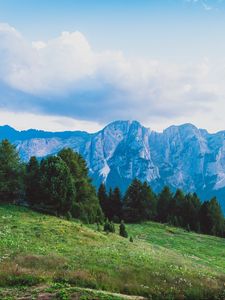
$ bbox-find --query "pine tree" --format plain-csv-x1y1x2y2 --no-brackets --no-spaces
199,198,225,237
168,189,185,226
39,156,76,214
119,220,128,238
104,219,111,233
0,139,23,203
157,186,173,223
58,148,103,223
98,183,109,217
123,179,143,222
111,187,122,221
123,179,156,222
107,188,114,220
141,181,157,220
110,221,115,233
103,219,115,233
207,197,224,236
25,156,41,205
199,201,211,234
182,193,201,231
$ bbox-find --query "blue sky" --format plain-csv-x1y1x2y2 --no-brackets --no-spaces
1,0,225,61
0,0,225,132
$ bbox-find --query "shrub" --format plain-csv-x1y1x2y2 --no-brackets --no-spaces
66,211,72,221
104,220,115,233
119,221,128,238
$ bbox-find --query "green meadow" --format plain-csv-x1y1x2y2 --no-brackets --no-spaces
0,205,224,299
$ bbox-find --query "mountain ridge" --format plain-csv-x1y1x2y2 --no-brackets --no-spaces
0,120,225,211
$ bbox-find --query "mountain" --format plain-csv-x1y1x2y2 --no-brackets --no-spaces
0,121,225,212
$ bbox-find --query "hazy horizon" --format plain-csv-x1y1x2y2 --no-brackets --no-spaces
1,119,224,135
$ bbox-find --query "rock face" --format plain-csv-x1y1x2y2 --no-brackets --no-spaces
0,121,225,211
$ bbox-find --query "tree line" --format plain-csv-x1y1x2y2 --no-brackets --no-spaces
98,179,225,238
0,139,224,238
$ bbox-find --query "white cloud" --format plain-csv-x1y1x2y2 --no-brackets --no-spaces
185,0,223,10
0,109,102,132
0,24,96,94
0,23,225,133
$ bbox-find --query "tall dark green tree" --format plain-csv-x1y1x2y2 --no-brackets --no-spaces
123,179,143,222
208,197,225,236
199,197,225,236
107,187,114,220
58,148,88,179
25,156,41,205
157,186,173,223
182,193,201,231
0,139,23,203
98,183,108,216
58,148,103,223
111,187,122,221
168,189,185,226
39,156,76,214
141,181,157,220
123,179,156,222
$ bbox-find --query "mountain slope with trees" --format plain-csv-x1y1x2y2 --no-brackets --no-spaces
0,121,225,212
0,139,224,237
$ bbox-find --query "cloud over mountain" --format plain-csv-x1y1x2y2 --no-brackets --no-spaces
0,23,225,131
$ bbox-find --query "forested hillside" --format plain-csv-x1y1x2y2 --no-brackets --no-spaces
0,139,224,238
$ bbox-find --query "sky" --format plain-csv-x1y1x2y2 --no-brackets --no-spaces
0,0,225,133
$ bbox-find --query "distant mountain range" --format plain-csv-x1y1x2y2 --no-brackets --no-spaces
0,121,225,212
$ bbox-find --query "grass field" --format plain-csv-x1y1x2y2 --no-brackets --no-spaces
0,205,224,299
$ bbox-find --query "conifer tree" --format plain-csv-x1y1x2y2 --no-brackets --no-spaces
104,219,115,233
58,148,103,223
168,189,185,226
107,187,114,220
157,186,173,223
123,179,143,222
98,183,109,217
208,197,225,236
104,219,111,232
25,156,41,205
119,220,128,238
141,181,157,220
0,139,23,203
123,179,156,222
182,193,201,231
111,187,122,221
199,201,211,234
39,156,76,214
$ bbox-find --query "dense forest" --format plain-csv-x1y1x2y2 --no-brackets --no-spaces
0,139,224,238
98,181,225,238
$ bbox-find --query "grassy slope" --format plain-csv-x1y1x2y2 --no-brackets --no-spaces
0,205,224,300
